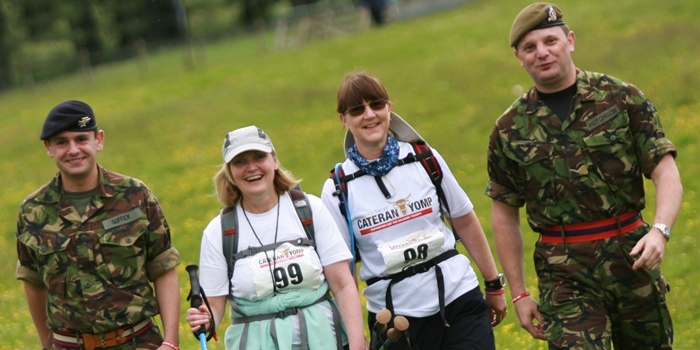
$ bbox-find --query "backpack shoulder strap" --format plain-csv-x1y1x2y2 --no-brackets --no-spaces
289,188,315,243
404,141,459,242
329,164,348,216
412,141,440,180
407,141,450,214
329,163,358,270
220,206,238,299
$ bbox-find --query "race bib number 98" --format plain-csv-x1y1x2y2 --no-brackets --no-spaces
377,228,444,275
247,242,323,300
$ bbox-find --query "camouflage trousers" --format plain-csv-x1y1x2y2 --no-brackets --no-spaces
51,323,163,350
534,226,673,349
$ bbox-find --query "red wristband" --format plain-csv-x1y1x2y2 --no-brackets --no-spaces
485,288,505,295
511,291,531,303
162,341,180,350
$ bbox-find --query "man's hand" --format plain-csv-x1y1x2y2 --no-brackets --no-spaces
513,296,546,340
630,229,666,270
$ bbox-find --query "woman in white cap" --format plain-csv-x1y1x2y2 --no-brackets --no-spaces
186,125,366,350
321,72,507,350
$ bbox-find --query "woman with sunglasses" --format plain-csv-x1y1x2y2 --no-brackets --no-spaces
321,72,507,349
186,125,367,350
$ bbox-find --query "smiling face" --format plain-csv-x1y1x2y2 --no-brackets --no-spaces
336,72,394,158
228,150,279,201
339,99,393,154
515,26,577,93
44,130,103,191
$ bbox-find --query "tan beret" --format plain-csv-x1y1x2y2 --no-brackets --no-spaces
509,2,565,47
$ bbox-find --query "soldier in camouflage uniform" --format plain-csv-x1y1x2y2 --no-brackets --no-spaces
485,3,681,349
16,100,181,350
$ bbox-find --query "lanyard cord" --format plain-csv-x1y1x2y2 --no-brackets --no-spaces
242,195,281,294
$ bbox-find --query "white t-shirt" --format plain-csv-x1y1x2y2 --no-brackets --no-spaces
199,192,352,300
321,142,480,317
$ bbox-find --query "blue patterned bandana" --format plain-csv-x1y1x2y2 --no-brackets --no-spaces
347,135,400,177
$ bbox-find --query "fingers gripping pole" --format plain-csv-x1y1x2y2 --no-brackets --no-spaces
187,264,215,349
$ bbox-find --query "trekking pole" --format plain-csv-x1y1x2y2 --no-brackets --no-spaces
370,308,392,350
393,315,418,349
186,264,209,350
378,327,403,350
375,314,419,350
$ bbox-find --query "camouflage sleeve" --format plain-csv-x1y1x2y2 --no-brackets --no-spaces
143,187,180,280
15,207,43,285
626,84,677,177
146,247,180,280
16,261,42,285
485,123,526,207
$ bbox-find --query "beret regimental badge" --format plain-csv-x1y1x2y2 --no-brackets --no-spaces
547,6,557,23
78,116,91,128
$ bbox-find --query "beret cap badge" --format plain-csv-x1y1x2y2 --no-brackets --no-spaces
78,116,91,128
546,6,557,23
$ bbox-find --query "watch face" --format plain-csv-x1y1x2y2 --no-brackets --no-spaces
653,223,671,240
494,273,505,287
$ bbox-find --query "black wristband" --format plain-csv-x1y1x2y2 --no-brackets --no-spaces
484,273,505,291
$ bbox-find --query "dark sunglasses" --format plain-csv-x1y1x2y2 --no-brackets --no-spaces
344,99,388,117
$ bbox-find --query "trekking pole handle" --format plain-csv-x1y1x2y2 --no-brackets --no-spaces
187,264,216,346
186,264,203,309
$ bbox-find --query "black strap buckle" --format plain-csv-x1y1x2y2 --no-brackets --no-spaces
402,261,434,275
277,307,299,319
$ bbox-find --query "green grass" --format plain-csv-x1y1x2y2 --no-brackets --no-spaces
1,0,699,348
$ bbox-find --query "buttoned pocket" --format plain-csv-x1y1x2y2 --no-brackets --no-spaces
18,231,70,295
99,208,148,287
502,141,556,205
583,127,638,191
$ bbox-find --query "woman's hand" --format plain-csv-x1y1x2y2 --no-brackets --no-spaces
485,292,508,326
186,305,212,333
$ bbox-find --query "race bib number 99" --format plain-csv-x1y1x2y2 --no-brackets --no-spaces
377,228,445,275
247,242,323,300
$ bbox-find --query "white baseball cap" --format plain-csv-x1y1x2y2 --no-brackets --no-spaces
222,125,275,163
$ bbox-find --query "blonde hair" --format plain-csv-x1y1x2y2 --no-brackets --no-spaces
213,153,300,207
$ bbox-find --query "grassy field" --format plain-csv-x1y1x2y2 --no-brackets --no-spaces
1,0,698,348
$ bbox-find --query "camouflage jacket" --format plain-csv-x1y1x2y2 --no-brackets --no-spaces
485,69,677,230
16,165,180,333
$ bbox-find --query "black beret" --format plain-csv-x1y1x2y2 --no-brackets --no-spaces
40,100,97,140
510,2,565,48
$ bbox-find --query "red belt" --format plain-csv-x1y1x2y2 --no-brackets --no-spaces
52,318,152,350
539,211,643,244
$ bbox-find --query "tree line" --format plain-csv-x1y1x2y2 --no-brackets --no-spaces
0,0,331,91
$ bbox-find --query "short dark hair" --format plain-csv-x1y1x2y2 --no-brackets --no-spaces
336,72,390,114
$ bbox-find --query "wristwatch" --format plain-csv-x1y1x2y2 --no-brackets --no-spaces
652,223,671,241
484,273,506,291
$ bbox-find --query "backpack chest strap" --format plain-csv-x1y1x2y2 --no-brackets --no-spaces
231,237,315,260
